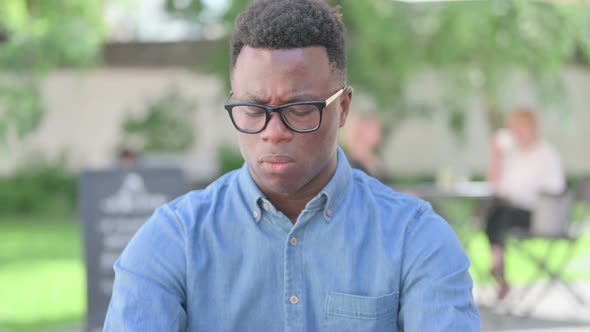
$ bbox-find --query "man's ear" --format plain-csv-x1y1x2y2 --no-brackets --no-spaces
339,86,353,128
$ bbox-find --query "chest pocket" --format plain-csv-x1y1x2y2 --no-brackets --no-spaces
324,291,398,332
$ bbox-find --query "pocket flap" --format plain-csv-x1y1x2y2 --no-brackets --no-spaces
325,291,398,319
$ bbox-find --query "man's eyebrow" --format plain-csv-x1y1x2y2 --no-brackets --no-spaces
235,91,319,105
243,93,267,104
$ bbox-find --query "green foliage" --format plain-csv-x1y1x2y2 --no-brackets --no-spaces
122,89,198,153
337,0,590,132
203,0,250,91
0,80,43,139
165,0,205,21
0,0,105,142
192,0,590,134
0,0,105,70
218,143,244,174
0,159,77,217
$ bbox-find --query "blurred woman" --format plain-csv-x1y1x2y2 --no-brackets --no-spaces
485,108,565,299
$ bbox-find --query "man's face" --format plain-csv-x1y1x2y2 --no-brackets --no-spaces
230,46,351,196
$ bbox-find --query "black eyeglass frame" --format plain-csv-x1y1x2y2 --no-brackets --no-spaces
224,85,348,134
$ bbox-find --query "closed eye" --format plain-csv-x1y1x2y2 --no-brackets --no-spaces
238,106,266,117
284,105,317,117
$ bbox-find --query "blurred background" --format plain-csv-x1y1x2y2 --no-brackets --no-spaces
1,0,590,331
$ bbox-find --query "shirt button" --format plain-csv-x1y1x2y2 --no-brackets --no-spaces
326,209,333,217
290,237,298,246
263,203,270,211
289,295,299,304
253,210,259,219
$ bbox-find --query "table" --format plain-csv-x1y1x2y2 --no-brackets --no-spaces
400,181,494,200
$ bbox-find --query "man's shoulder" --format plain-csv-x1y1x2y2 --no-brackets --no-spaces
349,170,429,214
345,171,446,245
165,169,243,219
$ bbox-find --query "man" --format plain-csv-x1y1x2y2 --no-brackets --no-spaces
341,111,389,182
104,0,480,330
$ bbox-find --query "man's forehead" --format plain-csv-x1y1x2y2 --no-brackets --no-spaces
232,46,335,84
237,46,329,65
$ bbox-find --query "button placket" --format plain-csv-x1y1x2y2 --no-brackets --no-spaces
284,228,304,331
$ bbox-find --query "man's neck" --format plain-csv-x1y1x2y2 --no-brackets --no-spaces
265,193,313,224
254,150,339,224
262,169,333,224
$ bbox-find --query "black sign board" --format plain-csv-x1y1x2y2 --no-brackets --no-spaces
79,168,187,332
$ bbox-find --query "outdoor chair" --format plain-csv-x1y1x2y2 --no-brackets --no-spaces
572,176,590,234
575,176,590,204
505,190,587,316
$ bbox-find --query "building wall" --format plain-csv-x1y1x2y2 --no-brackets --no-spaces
1,67,589,182
0,68,234,182
384,67,590,178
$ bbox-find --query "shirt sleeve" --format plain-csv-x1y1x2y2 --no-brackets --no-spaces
104,205,188,331
397,205,480,331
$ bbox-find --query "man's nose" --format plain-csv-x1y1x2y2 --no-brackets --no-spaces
261,113,293,142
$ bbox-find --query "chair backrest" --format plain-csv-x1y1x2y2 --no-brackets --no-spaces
530,191,573,237
574,176,590,204
572,176,590,235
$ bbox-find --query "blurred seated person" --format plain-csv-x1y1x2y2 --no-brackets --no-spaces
117,148,138,170
485,108,565,299
341,111,390,183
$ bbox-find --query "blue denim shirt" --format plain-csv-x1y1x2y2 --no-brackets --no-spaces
104,148,480,331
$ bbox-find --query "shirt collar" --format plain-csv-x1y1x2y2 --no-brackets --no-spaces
313,147,352,222
237,146,353,223
237,162,265,223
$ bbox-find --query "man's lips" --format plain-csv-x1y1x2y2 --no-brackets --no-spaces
259,155,295,163
258,155,295,172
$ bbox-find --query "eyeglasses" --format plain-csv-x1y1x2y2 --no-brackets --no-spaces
224,86,347,134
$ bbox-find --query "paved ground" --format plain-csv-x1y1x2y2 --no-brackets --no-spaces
478,281,590,331
50,282,590,332
480,306,590,332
